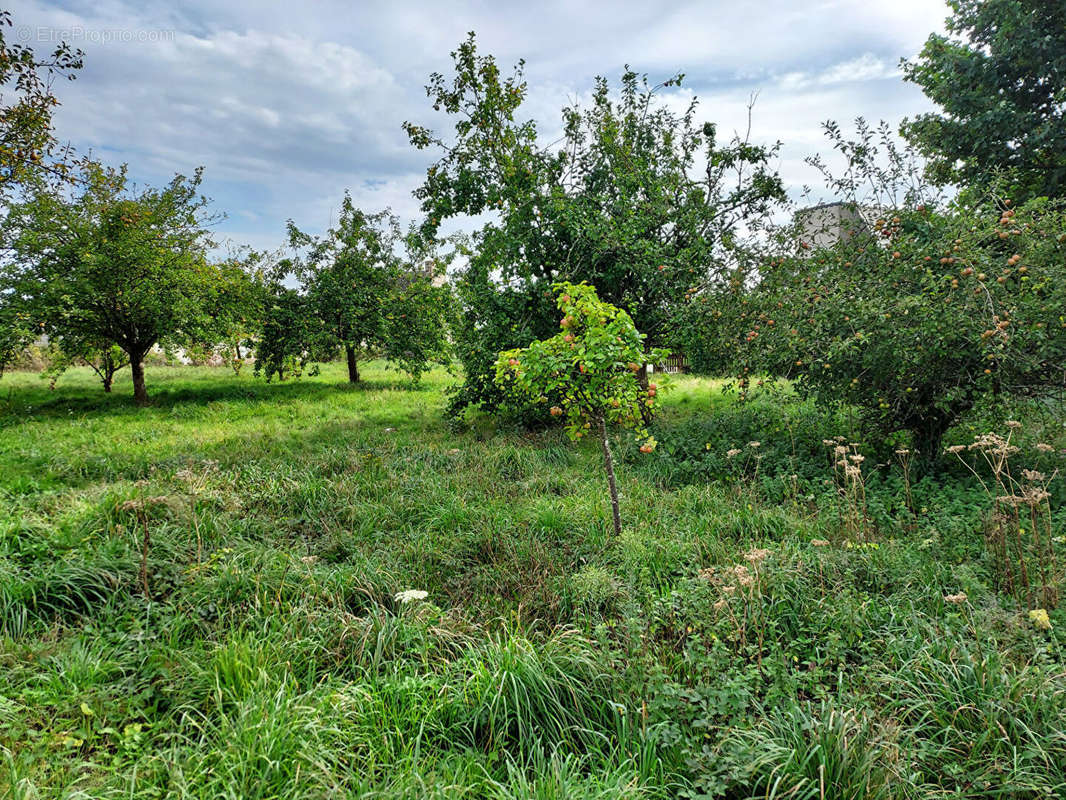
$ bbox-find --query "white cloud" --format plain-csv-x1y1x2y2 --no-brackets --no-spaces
6,0,950,247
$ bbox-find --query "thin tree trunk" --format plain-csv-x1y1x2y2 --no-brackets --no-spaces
131,356,148,406
599,415,622,536
345,345,360,383
636,363,652,425
102,353,115,392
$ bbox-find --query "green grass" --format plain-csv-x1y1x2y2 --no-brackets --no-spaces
1,362,1064,798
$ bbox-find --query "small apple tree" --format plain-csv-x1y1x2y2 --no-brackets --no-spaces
495,282,667,535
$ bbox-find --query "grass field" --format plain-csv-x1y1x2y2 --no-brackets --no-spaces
1,362,1065,798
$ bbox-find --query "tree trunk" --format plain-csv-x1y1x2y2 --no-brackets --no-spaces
636,363,652,425
346,345,360,383
101,353,115,392
599,415,622,536
911,413,951,468
131,357,148,406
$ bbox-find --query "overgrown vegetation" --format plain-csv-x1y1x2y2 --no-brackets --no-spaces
405,33,784,414
1,364,1063,798
2,2,1066,796
677,122,1066,458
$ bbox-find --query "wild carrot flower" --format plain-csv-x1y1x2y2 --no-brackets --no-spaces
394,589,429,604
944,592,967,605
744,548,770,563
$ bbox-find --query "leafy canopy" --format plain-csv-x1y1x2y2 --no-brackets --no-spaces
254,283,326,383
406,33,784,413
902,0,1066,200
264,194,452,384
754,197,1064,456
0,9,83,194
288,195,400,382
496,282,666,448
1,160,241,403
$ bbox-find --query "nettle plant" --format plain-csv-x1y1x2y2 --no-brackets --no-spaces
495,282,667,535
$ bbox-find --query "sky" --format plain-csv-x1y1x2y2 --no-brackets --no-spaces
10,0,950,253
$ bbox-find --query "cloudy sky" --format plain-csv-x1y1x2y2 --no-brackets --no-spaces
11,0,949,252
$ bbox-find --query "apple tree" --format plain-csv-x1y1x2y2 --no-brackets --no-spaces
1,160,235,404
254,282,325,382
680,124,1066,458
406,33,784,415
495,282,667,535
284,194,452,384
182,249,269,375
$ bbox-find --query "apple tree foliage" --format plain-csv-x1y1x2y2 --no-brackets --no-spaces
0,9,83,196
0,160,249,404
405,33,784,415
254,282,327,383
278,193,452,384
495,282,667,535
679,126,1066,458
902,0,1066,201
0,300,33,378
